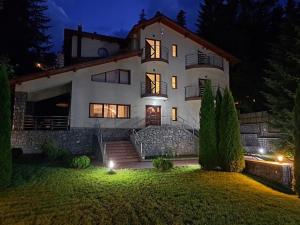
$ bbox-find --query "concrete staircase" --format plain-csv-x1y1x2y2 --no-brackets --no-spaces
106,141,140,164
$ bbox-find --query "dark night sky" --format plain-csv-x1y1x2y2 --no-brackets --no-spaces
46,0,200,52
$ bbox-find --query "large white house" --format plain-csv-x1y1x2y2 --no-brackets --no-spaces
11,12,238,163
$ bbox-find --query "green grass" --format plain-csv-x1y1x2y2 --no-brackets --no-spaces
1,164,300,225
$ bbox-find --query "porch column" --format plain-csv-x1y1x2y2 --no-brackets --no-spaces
13,92,27,131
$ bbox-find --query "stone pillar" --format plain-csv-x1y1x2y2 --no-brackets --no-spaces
13,92,27,130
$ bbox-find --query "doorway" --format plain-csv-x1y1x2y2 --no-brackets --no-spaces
146,105,161,126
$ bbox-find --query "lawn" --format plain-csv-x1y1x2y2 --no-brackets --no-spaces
1,164,300,225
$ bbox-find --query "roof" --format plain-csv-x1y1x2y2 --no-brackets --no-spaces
64,28,127,44
10,51,141,85
128,12,239,64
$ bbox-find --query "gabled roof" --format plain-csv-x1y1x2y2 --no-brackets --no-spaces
128,12,239,64
10,51,141,85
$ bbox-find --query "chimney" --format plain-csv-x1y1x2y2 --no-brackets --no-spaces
77,24,82,58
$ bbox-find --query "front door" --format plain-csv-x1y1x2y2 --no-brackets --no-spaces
146,105,161,126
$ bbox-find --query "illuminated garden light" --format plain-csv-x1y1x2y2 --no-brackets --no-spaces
258,148,265,154
277,155,284,162
108,160,115,171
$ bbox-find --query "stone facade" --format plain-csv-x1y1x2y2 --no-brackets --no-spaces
11,128,131,154
13,92,27,131
131,125,198,158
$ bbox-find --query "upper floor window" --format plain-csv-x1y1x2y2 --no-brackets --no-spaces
97,48,109,58
145,39,161,59
91,69,130,84
172,44,177,57
89,103,130,119
172,107,178,121
171,76,177,89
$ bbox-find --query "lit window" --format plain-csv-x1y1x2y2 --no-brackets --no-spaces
172,44,177,57
91,70,130,84
146,39,161,59
172,107,177,121
171,76,177,89
89,103,130,119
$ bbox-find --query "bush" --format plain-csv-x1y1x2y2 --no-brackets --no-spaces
199,80,218,170
219,87,245,172
69,155,91,169
0,65,12,188
41,139,71,162
153,157,173,171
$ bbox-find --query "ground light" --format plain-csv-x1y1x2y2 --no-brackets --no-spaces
258,148,265,154
108,160,115,174
277,155,284,162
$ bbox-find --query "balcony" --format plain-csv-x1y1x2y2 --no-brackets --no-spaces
141,81,168,99
23,115,70,130
141,46,169,63
185,85,221,101
185,52,224,70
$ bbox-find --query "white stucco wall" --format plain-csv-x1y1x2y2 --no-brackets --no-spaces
16,21,230,130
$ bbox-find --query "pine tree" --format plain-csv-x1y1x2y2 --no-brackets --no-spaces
262,1,300,154
0,0,52,75
176,10,186,27
139,9,146,22
0,65,12,188
215,88,223,159
199,80,217,169
219,87,245,172
294,85,300,196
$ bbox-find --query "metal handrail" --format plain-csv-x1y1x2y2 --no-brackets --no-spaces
185,52,223,70
141,81,168,98
185,85,224,100
23,115,69,130
141,46,169,63
96,119,107,166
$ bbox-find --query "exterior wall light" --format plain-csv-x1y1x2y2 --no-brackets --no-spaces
277,155,284,162
258,148,265,154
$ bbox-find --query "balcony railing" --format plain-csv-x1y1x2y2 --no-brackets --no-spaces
141,81,168,98
23,115,70,130
185,52,224,70
185,85,221,101
141,46,169,63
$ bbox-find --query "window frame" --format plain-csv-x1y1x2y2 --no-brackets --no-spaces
171,76,177,89
172,44,177,58
91,69,131,85
172,107,178,121
89,103,131,119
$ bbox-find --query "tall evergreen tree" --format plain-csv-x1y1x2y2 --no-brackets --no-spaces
199,80,217,169
0,0,52,75
139,9,146,22
176,10,186,27
0,65,12,188
215,88,223,158
262,1,300,154
294,85,300,196
219,87,245,172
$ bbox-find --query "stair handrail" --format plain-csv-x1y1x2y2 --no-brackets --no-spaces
131,128,144,159
96,119,107,166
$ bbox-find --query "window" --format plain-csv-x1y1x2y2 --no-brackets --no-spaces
172,107,177,121
97,48,109,58
90,103,130,119
91,69,130,84
172,44,177,57
171,76,177,89
145,39,161,59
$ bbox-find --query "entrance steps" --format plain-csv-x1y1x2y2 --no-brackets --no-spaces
106,141,140,164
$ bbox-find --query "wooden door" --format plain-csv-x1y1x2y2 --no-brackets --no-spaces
146,105,161,126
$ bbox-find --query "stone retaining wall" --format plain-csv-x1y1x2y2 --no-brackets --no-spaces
245,159,293,188
132,125,198,157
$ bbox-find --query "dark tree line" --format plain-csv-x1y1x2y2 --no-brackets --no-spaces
0,0,54,76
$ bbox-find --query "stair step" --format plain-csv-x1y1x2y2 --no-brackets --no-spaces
108,158,140,163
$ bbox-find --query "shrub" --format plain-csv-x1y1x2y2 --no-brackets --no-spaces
294,85,300,196
215,87,223,160
153,157,173,171
199,80,217,170
12,148,23,160
41,139,71,162
219,87,245,172
0,65,12,188
69,155,91,169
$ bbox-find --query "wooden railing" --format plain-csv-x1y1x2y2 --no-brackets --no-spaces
23,115,70,130
185,52,224,70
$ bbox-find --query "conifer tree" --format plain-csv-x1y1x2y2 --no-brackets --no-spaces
0,65,12,188
215,88,222,158
199,80,217,169
219,87,245,172
139,9,146,22
176,10,186,27
294,85,300,196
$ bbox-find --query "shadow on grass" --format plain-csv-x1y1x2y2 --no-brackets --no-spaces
244,173,295,195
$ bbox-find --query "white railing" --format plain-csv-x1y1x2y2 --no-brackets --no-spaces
96,119,107,166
